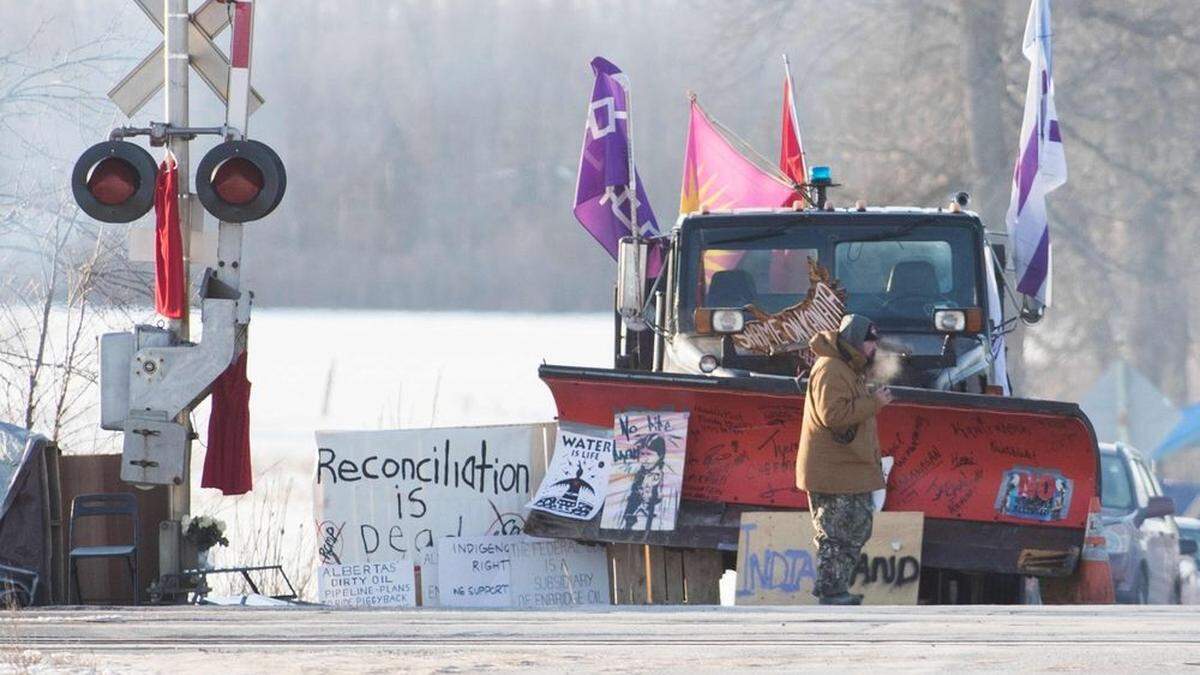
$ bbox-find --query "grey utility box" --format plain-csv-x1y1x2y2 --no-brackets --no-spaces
99,326,174,431
121,417,188,486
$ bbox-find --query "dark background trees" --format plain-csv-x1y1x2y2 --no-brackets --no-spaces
3,0,1200,404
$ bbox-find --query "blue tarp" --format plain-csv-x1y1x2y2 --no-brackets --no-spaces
1154,403,1200,460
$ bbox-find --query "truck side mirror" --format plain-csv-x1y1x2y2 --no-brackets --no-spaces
1181,538,1198,557
616,236,647,331
1138,495,1175,524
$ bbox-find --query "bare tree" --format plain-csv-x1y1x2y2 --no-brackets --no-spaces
0,18,143,443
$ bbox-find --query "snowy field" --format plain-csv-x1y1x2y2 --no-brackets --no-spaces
184,309,613,595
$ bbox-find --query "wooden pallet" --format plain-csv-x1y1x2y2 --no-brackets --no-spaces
607,543,722,605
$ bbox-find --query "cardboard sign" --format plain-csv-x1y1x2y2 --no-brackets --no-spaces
735,511,924,605
314,423,553,606
316,560,417,607
436,536,514,608
436,535,610,608
601,411,689,531
528,422,613,520
732,258,846,369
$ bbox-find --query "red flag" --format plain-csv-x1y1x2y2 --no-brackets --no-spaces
153,156,185,319
780,56,807,198
202,351,253,495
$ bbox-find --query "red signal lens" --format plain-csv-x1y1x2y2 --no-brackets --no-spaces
211,157,264,205
87,158,139,206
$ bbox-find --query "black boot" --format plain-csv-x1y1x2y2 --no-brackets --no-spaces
818,592,864,605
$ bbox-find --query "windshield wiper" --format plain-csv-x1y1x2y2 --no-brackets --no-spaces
846,216,938,244
707,225,789,247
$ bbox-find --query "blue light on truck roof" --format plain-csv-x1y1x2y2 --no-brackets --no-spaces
809,165,832,185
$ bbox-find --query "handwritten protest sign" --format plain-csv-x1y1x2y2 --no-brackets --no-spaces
437,536,513,608
437,535,609,608
314,423,553,606
600,411,689,531
316,560,417,607
735,511,924,605
528,422,613,521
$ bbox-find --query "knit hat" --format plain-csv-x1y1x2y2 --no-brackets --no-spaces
838,313,878,352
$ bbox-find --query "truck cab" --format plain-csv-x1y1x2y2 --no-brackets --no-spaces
629,208,1008,393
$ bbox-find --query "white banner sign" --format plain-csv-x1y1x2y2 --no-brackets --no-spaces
437,535,610,608
528,422,613,521
316,560,417,608
314,423,551,606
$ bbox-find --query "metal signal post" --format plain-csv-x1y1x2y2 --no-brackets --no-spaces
73,0,284,592
162,0,192,580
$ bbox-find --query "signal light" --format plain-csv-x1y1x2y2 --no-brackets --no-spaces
71,141,158,223
196,140,286,222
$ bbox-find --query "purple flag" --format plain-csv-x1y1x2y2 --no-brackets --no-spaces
1005,0,1066,307
573,57,663,275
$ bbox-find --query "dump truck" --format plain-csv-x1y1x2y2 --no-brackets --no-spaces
526,186,1102,604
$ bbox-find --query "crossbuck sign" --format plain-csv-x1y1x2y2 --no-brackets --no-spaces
108,0,264,116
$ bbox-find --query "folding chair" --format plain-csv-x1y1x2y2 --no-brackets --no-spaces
68,493,139,605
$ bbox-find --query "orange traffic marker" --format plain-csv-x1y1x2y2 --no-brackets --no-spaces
1043,496,1115,604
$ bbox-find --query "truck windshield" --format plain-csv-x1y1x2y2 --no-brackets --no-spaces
679,216,982,332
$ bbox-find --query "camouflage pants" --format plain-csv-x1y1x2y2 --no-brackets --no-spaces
808,492,874,598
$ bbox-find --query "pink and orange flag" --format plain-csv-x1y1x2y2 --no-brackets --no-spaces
679,100,796,215
680,99,798,284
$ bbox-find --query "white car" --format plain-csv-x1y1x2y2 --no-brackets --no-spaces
1174,516,1200,604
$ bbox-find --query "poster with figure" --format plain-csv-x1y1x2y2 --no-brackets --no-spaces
528,423,613,520
600,410,689,531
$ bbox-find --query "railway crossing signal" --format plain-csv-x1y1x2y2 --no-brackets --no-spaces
70,141,158,223
76,0,279,586
70,0,285,225
196,140,286,223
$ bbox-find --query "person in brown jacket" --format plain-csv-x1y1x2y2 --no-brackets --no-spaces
796,313,893,605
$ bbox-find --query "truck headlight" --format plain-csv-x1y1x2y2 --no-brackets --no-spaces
699,354,719,373
933,308,985,333
694,308,745,334
934,310,967,332
711,309,744,333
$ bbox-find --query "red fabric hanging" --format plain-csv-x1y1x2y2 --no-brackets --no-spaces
153,156,186,319
202,351,253,495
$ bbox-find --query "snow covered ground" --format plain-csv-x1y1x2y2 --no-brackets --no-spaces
9,604,1200,673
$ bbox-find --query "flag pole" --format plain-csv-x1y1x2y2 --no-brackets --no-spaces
626,79,638,241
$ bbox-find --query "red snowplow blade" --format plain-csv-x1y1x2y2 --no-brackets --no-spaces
528,365,1100,577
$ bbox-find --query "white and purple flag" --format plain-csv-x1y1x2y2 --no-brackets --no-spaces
573,57,663,275
1006,0,1066,307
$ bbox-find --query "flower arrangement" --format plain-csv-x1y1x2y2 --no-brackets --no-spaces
182,515,229,552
